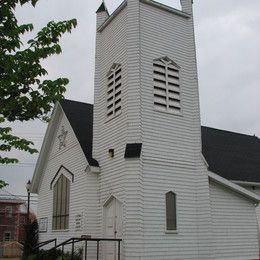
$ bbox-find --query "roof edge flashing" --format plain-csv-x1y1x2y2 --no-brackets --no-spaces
232,180,260,187
31,102,62,194
141,0,191,19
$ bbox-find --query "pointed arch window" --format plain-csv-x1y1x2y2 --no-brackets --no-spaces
165,191,177,230
107,63,122,119
52,174,70,230
153,57,181,114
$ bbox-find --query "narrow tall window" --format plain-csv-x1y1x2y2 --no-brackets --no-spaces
166,191,177,230
153,57,181,114
107,63,122,119
5,206,12,218
52,174,70,230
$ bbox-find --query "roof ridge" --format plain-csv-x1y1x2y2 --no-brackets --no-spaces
202,125,259,140
0,189,23,201
61,99,93,107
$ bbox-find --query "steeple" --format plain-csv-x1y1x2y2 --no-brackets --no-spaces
96,1,109,28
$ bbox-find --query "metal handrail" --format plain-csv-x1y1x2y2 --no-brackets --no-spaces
34,238,57,250
49,237,122,260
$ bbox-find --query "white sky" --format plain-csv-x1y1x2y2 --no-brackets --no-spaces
1,0,259,212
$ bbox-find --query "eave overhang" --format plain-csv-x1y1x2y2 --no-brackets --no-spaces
208,171,260,204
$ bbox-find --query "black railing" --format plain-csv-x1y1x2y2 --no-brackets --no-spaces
40,237,122,260
33,238,57,250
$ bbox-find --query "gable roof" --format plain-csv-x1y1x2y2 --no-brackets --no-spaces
60,99,98,167
59,100,260,184
0,189,24,204
31,100,99,193
202,126,260,183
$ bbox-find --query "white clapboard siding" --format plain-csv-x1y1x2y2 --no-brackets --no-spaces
93,0,211,259
92,0,259,259
94,1,146,257
93,6,130,260
209,180,259,260
138,1,212,259
250,188,260,232
240,185,260,236
37,112,99,258
140,1,201,163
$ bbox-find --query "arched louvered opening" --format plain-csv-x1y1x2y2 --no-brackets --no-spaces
107,63,122,119
153,57,181,114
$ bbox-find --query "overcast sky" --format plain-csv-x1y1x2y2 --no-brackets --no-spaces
1,0,259,210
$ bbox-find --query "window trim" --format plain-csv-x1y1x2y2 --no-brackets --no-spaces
52,174,70,231
165,191,177,232
50,165,74,190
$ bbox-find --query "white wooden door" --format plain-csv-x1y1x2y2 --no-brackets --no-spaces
103,197,122,260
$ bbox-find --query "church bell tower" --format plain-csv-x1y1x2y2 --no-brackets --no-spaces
93,0,212,259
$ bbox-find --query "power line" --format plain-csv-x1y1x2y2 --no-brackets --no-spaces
12,132,45,136
0,163,36,167
0,195,38,198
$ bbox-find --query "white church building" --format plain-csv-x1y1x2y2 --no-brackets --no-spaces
31,0,260,259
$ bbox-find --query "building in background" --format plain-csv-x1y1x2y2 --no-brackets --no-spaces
0,189,35,243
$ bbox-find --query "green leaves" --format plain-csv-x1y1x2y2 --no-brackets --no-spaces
0,180,8,189
0,16,77,122
0,0,77,185
32,19,77,47
0,124,38,165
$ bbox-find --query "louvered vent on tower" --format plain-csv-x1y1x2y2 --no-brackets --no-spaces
153,57,181,114
107,64,122,119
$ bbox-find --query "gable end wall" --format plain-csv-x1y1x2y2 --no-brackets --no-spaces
37,112,99,256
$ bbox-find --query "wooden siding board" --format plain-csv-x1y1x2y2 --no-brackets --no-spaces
73,0,260,258
210,181,259,259
138,2,215,258
37,113,100,255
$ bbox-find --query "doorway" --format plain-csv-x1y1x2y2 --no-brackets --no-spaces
103,196,123,260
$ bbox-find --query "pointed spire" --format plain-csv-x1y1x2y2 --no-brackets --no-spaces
96,1,108,14
180,0,193,14
96,1,109,28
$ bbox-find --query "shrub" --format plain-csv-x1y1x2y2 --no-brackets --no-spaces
25,247,83,260
22,220,39,259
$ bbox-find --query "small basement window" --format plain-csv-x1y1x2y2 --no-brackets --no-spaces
165,191,177,231
153,57,181,114
107,63,122,119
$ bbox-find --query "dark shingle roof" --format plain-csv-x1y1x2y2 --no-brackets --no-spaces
59,99,260,182
60,99,98,167
202,126,260,183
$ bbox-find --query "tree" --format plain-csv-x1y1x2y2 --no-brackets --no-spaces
0,0,77,187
